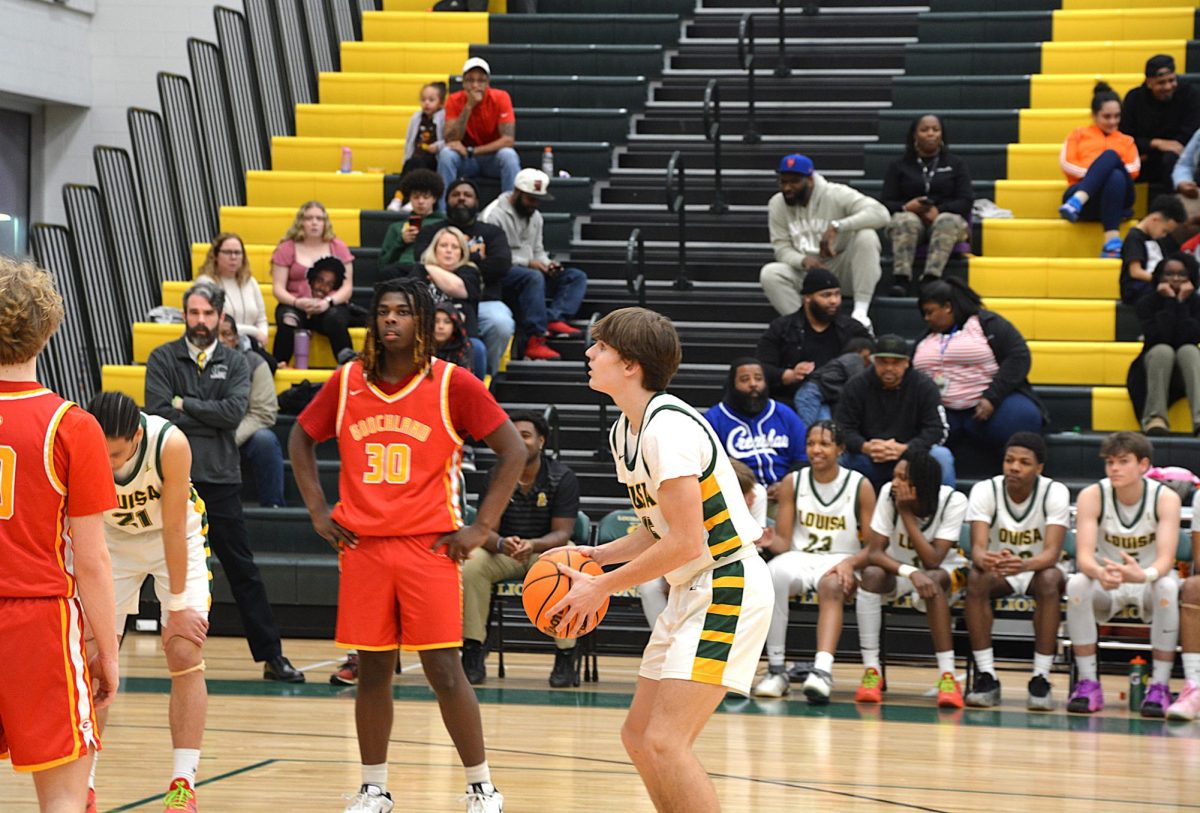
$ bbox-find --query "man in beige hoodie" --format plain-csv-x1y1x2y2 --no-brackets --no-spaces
760,154,889,331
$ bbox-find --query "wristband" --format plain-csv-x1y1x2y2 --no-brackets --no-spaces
164,592,189,612
1143,566,1161,583
898,564,918,579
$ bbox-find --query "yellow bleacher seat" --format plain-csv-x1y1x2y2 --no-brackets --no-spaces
191,243,275,283
1028,340,1138,386
982,298,1115,342
1041,40,1188,74
1051,8,1196,42
131,322,366,369
967,257,1120,299
1092,387,1195,433
219,207,361,248
1018,109,1091,143
163,281,280,324
101,364,338,404
295,104,417,140
319,73,445,106
246,171,385,210
340,42,469,75
272,137,409,174
1063,0,1198,9
274,367,335,395
361,11,489,44
1029,74,1145,108
1005,143,1068,181
382,0,507,11
981,218,1134,258
995,179,1149,219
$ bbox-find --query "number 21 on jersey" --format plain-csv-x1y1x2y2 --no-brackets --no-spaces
0,446,13,520
363,443,411,485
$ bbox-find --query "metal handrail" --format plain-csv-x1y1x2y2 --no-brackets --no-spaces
736,14,760,144
541,404,561,458
774,0,790,78
664,151,693,291
582,311,609,459
625,228,646,308
702,80,729,214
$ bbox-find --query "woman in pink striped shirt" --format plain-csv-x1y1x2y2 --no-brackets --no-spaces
912,279,1045,463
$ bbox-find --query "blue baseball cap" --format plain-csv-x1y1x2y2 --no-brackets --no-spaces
777,154,814,175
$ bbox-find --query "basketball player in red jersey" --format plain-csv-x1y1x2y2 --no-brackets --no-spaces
0,258,120,812
290,278,523,813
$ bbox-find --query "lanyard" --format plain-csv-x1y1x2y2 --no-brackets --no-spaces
920,155,940,196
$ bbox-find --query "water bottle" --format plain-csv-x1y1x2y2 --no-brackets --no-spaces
386,191,404,212
339,146,353,174
1128,655,1148,710
293,329,311,370
541,145,554,176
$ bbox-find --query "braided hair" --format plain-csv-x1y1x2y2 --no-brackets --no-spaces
899,448,943,519
87,391,141,440
359,277,436,383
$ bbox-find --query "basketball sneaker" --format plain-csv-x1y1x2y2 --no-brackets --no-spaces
1141,682,1172,718
801,668,833,705
1166,679,1200,721
343,784,394,813
751,669,790,698
965,671,1001,708
855,667,884,703
462,782,504,812
936,672,964,709
1066,679,1104,713
86,787,97,813
547,320,581,337
1026,674,1054,711
162,777,197,812
330,653,359,685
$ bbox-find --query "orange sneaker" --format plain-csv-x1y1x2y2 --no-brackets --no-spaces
936,672,964,709
86,787,97,813
163,777,198,811
855,667,884,703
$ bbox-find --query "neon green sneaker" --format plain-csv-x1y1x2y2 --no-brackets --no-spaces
163,777,198,812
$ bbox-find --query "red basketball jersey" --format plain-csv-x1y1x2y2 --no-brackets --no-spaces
0,384,116,599
331,359,467,536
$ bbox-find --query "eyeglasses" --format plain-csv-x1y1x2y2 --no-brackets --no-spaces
218,249,244,256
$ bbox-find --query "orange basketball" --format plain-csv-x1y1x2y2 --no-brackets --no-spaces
522,548,609,638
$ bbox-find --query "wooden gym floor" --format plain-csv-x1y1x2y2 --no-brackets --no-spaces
2,635,1198,811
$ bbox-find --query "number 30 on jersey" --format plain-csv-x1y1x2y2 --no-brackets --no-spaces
363,443,411,485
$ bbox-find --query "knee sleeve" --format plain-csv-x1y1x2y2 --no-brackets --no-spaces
1065,573,1099,646
169,659,206,678
1151,577,1181,652
855,590,883,651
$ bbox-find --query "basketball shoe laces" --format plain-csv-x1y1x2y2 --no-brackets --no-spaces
861,668,882,689
937,673,957,694
162,778,196,810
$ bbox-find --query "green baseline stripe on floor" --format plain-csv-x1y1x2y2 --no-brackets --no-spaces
119,677,1200,739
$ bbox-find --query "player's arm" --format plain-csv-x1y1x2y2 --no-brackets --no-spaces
1023,521,1066,573
159,432,208,645
1073,484,1105,580
436,420,524,562
72,512,120,708
288,419,354,550
901,509,953,569
864,526,898,571
527,515,574,555
1121,487,1181,582
969,520,994,571
589,523,657,566
764,472,795,555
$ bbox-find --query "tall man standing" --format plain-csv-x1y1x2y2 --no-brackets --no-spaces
145,282,303,683
437,57,520,206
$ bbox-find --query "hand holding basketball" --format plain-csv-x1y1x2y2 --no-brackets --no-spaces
522,549,609,639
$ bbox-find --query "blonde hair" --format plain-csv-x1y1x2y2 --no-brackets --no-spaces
283,200,336,243
420,226,477,271
198,232,251,286
591,307,681,392
0,257,65,365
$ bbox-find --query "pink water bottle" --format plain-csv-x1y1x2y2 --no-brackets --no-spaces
339,146,352,173
293,329,310,370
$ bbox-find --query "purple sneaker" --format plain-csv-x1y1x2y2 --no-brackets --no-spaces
1142,682,1171,718
1067,679,1104,714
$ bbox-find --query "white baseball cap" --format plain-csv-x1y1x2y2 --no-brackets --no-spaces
514,168,554,199
461,57,491,77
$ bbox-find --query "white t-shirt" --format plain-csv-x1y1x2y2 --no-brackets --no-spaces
967,474,1070,559
871,482,967,569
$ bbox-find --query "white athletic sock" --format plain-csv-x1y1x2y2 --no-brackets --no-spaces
1032,652,1054,679
936,650,955,676
1152,659,1173,686
856,590,882,666
766,644,787,670
464,761,491,786
1183,653,1200,685
973,648,996,678
814,651,834,674
361,762,388,791
172,748,200,786
89,750,98,790
1076,654,1098,682
851,300,871,322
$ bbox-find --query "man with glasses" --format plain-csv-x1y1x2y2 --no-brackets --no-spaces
437,58,520,209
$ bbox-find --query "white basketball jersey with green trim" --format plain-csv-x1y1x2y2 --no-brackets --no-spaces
1097,478,1163,568
876,483,967,568
104,414,206,540
972,474,1070,559
790,467,864,555
610,392,761,587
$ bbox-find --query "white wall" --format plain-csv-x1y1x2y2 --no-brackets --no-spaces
0,0,221,226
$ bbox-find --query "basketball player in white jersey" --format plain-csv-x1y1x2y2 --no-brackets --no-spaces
1067,431,1180,716
86,392,209,813
548,307,772,813
752,420,875,702
1166,499,1200,720
857,448,968,707
963,432,1070,710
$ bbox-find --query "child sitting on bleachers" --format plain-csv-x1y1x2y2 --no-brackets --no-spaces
1119,194,1187,305
402,81,447,175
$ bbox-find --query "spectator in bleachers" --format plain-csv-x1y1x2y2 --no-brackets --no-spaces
1173,128,1200,231
437,58,519,208
912,278,1045,465
1058,83,1141,259
481,168,587,362
197,232,268,349
379,169,447,273
759,153,889,331
755,266,872,404
460,410,582,688
1119,194,1187,305
702,357,807,496
219,314,285,508
835,333,954,489
414,178,513,376
792,336,875,429
402,82,447,176
145,282,303,682
882,114,973,296
1120,55,1200,194
270,202,356,366
1128,253,1200,436
414,225,482,336
434,302,486,379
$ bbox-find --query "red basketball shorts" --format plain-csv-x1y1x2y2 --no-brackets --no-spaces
336,533,462,652
0,596,99,771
